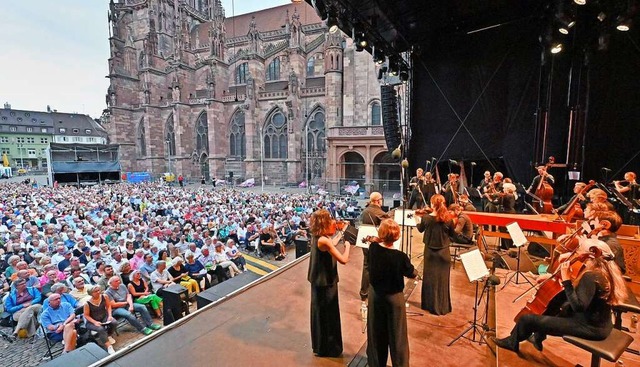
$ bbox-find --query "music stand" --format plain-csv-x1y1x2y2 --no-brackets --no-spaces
448,249,490,346
394,209,417,254
501,222,533,288
355,224,401,250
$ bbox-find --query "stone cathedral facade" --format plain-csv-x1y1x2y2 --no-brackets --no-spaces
105,0,395,191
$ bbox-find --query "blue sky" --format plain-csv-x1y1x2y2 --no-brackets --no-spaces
0,0,291,118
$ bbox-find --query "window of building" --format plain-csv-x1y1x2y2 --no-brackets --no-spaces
0,137,8,143
165,114,176,156
59,128,66,133
17,117,22,122
62,137,68,142
138,118,146,156
41,128,47,133
305,109,326,154
73,137,82,142
72,128,79,134
25,112,30,117
85,129,92,134
263,110,288,159
1,149,9,155
40,137,48,144
40,120,45,124
27,149,36,155
1,116,7,121
235,62,248,84
266,57,280,81
26,127,33,132
31,118,37,123
195,112,209,154
16,137,24,143
307,57,315,77
9,126,17,132
229,110,246,158
370,101,381,126
26,137,35,144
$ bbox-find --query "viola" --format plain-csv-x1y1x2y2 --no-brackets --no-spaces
515,245,603,322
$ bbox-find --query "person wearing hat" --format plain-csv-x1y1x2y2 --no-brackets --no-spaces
78,246,92,265
85,250,103,274
56,250,73,272
3,278,42,338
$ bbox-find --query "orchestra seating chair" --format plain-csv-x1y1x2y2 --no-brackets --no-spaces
612,285,640,355
41,323,64,361
450,227,479,268
563,329,633,367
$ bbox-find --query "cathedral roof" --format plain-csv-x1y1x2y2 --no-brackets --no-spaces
224,3,321,39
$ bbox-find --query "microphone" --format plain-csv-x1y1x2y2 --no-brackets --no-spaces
401,159,409,169
487,274,501,286
391,145,402,159
601,167,612,172
471,162,477,166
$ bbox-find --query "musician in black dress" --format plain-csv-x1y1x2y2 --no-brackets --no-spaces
367,219,419,367
416,194,458,315
307,209,351,357
494,241,627,353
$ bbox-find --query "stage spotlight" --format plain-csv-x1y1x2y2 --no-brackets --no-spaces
355,31,368,48
574,0,586,5
616,17,631,31
327,16,340,33
558,19,576,34
388,56,400,76
597,12,606,22
550,43,563,54
399,65,409,82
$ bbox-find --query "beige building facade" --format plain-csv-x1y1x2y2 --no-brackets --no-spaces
105,0,398,192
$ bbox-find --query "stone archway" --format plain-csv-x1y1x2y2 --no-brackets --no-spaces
373,151,401,195
340,151,365,192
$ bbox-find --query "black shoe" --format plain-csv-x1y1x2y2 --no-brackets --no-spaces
527,333,543,352
492,336,519,353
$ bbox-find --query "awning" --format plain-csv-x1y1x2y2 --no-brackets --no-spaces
52,161,121,174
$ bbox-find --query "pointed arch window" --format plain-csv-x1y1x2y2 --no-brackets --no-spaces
196,112,209,154
235,62,248,84
165,114,176,155
266,57,281,81
263,110,288,159
370,101,381,126
306,57,315,77
137,118,147,156
229,110,246,158
305,109,326,154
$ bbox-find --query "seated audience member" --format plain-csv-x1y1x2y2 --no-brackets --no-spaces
43,283,78,310
69,276,91,306
41,270,60,297
119,261,134,287
129,249,145,271
11,269,41,290
105,276,161,335
139,254,156,283
97,264,117,290
213,243,241,278
128,270,163,318
3,278,43,338
150,261,174,293
225,239,246,271
9,261,39,282
40,293,80,353
184,252,212,290
197,246,227,284
83,285,116,354
168,257,200,295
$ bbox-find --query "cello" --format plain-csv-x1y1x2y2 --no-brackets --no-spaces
534,158,555,214
560,180,595,222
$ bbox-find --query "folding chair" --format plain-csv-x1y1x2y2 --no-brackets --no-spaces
40,323,64,361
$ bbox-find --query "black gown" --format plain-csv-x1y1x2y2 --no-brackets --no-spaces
307,235,342,357
417,215,457,315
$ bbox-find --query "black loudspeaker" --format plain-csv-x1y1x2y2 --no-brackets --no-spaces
527,242,551,259
40,343,108,367
295,238,309,258
196,272,261,309
381,85,401,151
229,171,234,178
157,284,189,325
393,200,401,208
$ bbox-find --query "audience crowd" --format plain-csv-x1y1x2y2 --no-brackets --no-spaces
0,180,357,354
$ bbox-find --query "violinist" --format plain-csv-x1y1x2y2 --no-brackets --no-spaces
484,172,504,213
448,204,473,244
359,192,390,307
307,209,351,357
442,173,460,207
458,194,476,212
614,172,639,201
526,165,555,194
494,238,627,353
479,171,492,212
408,168,427,209
366,219,419,367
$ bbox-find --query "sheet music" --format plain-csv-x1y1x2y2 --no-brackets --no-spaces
506,221,528,247
393,209,417,227
459,249,489,282
355,224,401,250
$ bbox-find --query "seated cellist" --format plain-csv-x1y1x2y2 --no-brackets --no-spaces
493,238,627,353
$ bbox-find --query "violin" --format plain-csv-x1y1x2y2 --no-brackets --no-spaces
361,235,382,244
329,219,349,236
515,245,603,322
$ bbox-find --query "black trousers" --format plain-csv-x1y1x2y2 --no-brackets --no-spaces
367,287,409,367
505,314,611,348
360,248,369,301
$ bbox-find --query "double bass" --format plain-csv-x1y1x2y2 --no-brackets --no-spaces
534,158,555,214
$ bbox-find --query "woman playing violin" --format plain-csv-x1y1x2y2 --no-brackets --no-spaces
307,209,351,357
494,239,627,353
366,219,420,367
416,194,461,315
